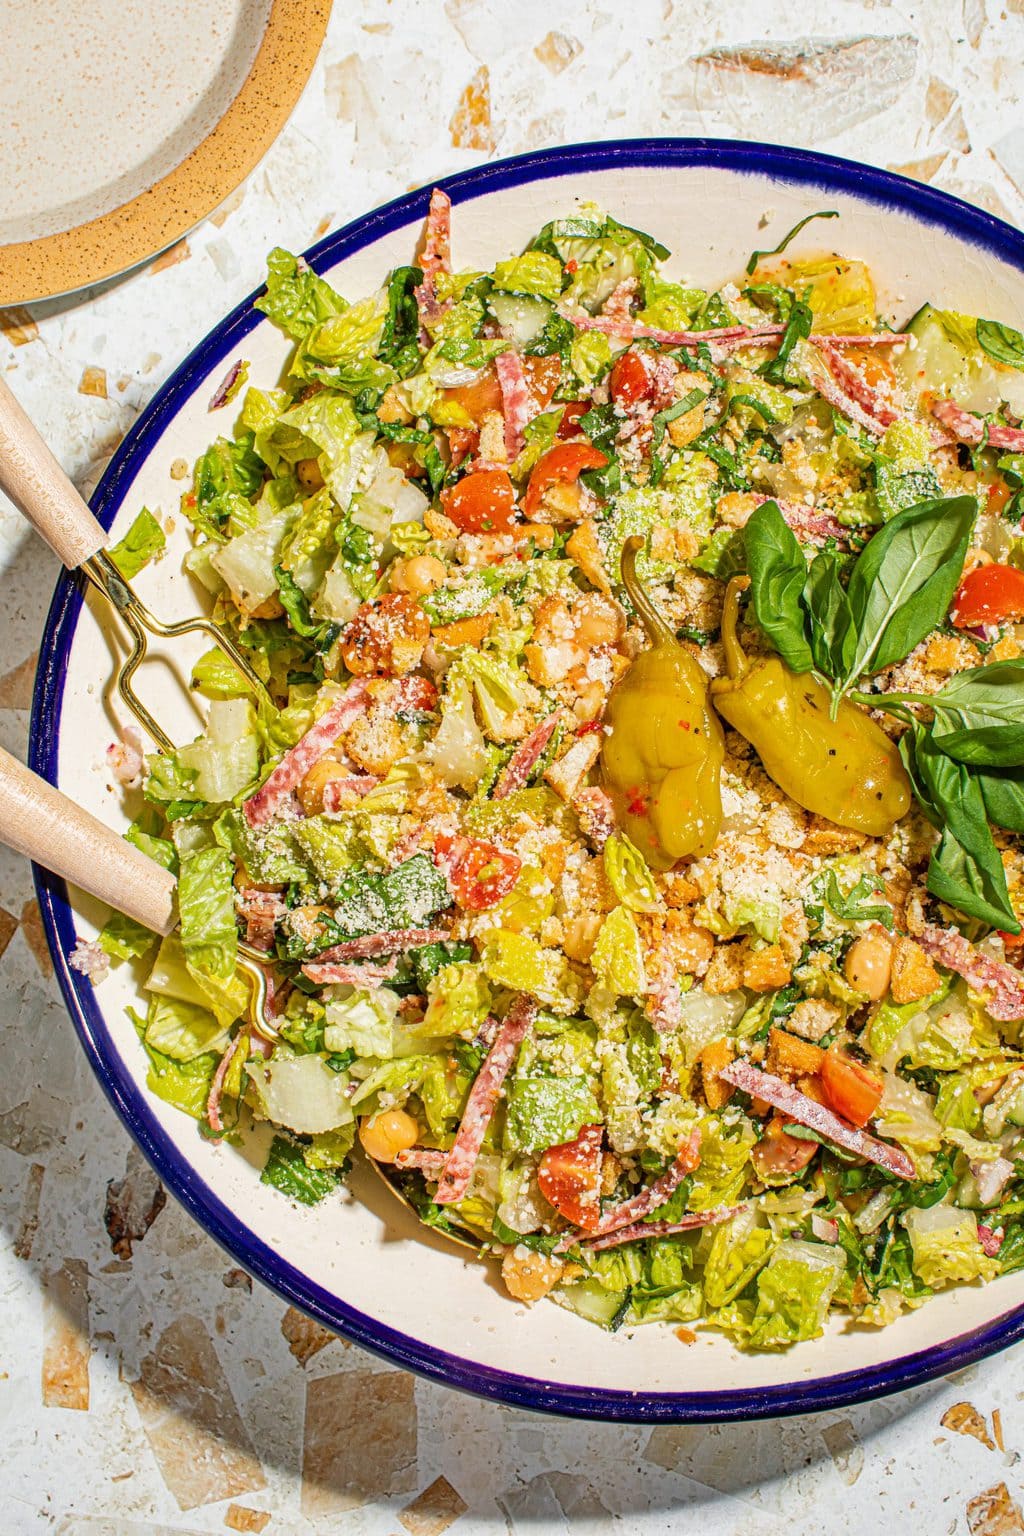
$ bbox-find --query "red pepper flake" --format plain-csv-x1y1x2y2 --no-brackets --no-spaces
565,259,578,273
626,788,648,817
575,719,604,737
678,719,691,731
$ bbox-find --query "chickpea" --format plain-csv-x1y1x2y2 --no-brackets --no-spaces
297,758,353,817
391,554,446,597
296,456,325,493
359,1108,420,1164
844,930,893,1000
500,1246,564,1305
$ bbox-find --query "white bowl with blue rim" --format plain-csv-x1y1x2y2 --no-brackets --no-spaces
31,140,1024,1421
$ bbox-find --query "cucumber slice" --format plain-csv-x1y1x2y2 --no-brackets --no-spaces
486,292,552,345
551,1277,630,1328
896,303,1024,416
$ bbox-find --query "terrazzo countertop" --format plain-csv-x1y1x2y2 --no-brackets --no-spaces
4,2,1024,1531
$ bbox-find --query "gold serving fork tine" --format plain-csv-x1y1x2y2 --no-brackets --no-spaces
0,376,273,752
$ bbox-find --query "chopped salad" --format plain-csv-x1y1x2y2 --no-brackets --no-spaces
86,191,1024,1349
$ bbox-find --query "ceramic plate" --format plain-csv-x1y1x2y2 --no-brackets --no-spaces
29,141,1024,1421
0,0,330,305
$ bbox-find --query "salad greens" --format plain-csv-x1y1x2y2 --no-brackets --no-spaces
84,191,1024,1351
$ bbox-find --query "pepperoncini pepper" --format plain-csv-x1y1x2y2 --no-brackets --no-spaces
601,537,724,870
710,577,911,836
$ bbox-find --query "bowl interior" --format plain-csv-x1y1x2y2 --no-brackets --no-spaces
32,143,1024,1420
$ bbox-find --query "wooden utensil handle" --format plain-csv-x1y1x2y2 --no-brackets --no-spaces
0,746,176,936
0,376,107,568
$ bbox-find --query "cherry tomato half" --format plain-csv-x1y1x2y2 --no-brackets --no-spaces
523,442,608,518
556,400,588,439
950,562,1024,628
750,1115,818,1182
609,349,652,405
441,468,517,534
820,1050,883,1128
537,1123,604,1230
434,833,522,911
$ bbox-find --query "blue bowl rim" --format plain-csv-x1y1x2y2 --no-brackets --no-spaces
29,136,1024,1423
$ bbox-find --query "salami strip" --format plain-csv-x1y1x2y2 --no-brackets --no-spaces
394,1146,449,1173
750,494,847,546
206,1029,249,1136
238,891,286,951
492,710,563,799
434,993,539,1204
495,349,535,460
808,364,890,438
817,341,901,428
209,359,246,411
917,924,1024,1022
583,1206,742,1251
978,1223,1004,1257
301,956,399,988
719,1060,915,1178
321,775,379,812
931,398,1024,451
416,187,452,329
313,926,449,964
243,680,370,828
557,1131,702,1250
599,278,638,322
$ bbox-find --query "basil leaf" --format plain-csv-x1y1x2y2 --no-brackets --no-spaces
928,661,1024,766
841,496,975,686
930,831,1019,932
976,318,1024,372
745,210,839,277
899,726,1018,931
803,550,855,679
744,501,814,672
649,387,706,486
977,768,1024,833
760,299,812,386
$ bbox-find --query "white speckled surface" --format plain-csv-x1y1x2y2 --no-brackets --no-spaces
4,2,1024,1530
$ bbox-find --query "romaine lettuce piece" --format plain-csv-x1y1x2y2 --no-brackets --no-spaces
603,834,660,914
261,1133,344,1203
146,933,248,1032
479,929,583,1013
108,507,166,580
492,251,563,303
703,1207,776,1308
591,906,647,999
323,987,401,1059
746,1239,846,1348
144,995,228,1063
177,845,238,983
210,506,294,614
425,667,489,790
251,1053,355,1134
687,1117,757,1210
422,964,494,1044
903,1204,1000,1288
178,699,259,805
504,1075,600,1153
255,248,346,340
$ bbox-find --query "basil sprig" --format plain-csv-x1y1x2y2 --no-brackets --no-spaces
744,497,1023,933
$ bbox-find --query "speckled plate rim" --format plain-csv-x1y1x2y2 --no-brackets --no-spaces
0,0,331,307
28,138,1024,1423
